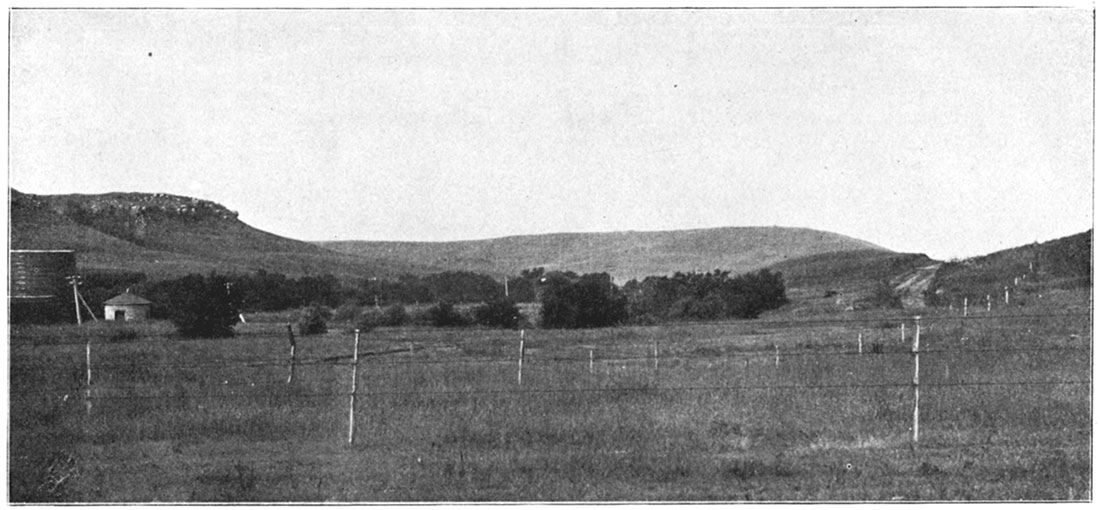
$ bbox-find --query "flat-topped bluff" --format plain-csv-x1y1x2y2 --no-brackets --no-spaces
318,226,892,282
37,190,239,221
9,189,433,280
11,188,908,285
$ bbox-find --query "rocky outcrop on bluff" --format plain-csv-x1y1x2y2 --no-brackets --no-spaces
10,189,241,247
47,192,239,222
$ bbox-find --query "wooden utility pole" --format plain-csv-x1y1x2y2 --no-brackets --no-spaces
348,329,361,444
911,317,922,447
67,275,82,325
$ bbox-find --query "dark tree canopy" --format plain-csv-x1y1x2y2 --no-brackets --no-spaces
157,273,243,338
624,268,788,321
539,272,628,329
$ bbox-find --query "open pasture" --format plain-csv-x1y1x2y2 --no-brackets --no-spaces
9,302,1091,502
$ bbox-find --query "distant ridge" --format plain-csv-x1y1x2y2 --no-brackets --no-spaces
10,189,898,285
318,226,890,282
8,189,434,280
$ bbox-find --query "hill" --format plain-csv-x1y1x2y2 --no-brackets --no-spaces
8,189,433,281
763,249,938,313
925,229,1092,308
317,227,890,282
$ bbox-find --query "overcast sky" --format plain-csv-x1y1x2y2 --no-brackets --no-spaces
8,8,1093,260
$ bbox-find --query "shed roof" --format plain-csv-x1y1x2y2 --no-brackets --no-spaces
104,292,153,306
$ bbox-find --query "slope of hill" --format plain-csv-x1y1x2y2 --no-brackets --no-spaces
763,249,938,313
318,227,890,282
925,230,1092,307
9,189,432,281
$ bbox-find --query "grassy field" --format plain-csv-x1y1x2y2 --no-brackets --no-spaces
8,291,1091,502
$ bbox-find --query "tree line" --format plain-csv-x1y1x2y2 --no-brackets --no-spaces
78,266,790,337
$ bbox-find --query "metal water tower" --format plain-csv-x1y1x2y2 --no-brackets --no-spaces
9,249,77,324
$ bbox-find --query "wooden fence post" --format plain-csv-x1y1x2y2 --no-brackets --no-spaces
911,317,921,448
517,330,525,386
286,323,297,384
653,339,660,383
348,329,361,444
85,338,92,416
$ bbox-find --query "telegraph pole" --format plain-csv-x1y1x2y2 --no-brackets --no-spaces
66,275,83,325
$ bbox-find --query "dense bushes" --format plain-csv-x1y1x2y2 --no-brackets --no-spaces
472,299,522,329
156,273,242,338
133,265,788,333
622,269,788,321
540,272,628,329
425,302,470,328
296,304,331,336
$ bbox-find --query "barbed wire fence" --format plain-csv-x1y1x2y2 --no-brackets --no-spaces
9,313,1092,450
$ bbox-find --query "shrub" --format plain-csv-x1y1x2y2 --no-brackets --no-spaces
351,310,380,333
425,302,470,328
161,273,242,338
380,304,409,327
540,272,628,329
296,304,331,336
473,299,521,329
332,303,360,323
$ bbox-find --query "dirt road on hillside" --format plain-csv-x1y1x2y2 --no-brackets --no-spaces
893,263,942,309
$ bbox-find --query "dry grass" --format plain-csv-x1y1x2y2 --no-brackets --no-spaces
8,303,1091,502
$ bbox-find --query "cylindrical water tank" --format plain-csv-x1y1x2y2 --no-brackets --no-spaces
9,250,77,300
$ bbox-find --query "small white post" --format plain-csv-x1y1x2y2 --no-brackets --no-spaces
1004,287,1010,305
858,332,863,355
85,338,92,415
517,330,525,386
1014,277,1019,286
963,297,968,317
912,317,921,447
504,277,509,298
901,323,906,343
986,294,992,312
286,323,297,384
653,340,659,372
774,344,779,367
348,329,361,444
589,349,594,374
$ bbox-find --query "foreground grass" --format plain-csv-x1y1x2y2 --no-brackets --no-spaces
9,302,1091,502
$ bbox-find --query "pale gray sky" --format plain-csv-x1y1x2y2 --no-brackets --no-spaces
8,8,1093,260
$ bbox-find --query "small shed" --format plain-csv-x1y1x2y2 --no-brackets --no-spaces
104,291,153,322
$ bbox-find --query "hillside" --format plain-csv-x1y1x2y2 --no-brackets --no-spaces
925,230,1092,308
763,249,938,313
318,227,890,282
9,189,432,281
